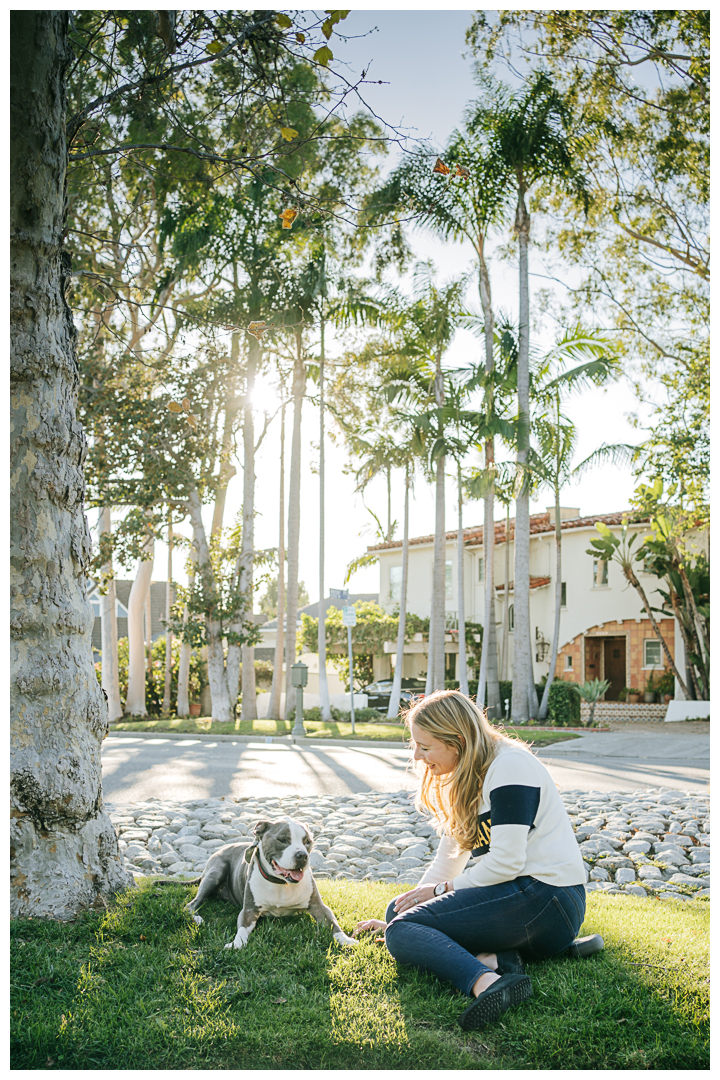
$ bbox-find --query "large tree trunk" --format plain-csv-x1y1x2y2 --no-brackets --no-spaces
511,186,532,722
239,334,258,721
267,405,286,719
125,537,154,716
539,492,563,719
284,330,305,716
388,464,411,718
10,10,131,917
187,489,233,721
97,508,122,722
317,312,332,720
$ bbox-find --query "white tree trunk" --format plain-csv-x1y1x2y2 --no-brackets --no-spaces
512,188,532,722
125,536,154,716
176,546,195,717
162,519,173,714
456,464,469,697
240,335,258,721
284,330,305,716
268,405,286,719
10,10,131,917
539,493,562,719
476,242,501,716
317,313,331,720
429,453,447,693
145,584,153,676
500,503,511,682
188,488,233,721
388,464,411,718
97,507,122,722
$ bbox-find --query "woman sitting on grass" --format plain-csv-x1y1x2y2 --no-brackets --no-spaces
354,689,601,1032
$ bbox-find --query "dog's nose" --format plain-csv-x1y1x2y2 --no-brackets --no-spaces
295,850,308,867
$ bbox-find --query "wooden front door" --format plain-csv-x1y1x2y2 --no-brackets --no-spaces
603,637,626,701
584,637,602,681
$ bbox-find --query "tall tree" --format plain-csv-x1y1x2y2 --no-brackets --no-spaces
10,11,131,916
469,72,588,721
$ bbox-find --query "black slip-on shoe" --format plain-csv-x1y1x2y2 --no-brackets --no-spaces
459,974,532,1032
564,933,605,959
495,949,525,976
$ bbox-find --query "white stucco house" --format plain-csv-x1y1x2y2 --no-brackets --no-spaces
367,507,704,702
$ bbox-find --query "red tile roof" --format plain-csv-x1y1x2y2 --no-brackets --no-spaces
367,510,648,553
496,576,551,592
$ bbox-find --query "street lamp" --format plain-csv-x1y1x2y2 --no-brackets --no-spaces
291,660,308,739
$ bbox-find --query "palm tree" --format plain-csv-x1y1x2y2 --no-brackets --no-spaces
385,264,467,694
526,329,633,718
468,72,589,721
362,128,512,714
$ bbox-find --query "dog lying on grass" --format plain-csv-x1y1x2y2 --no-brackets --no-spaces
186,817,358,951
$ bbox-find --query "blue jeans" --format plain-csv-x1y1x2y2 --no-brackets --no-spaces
384,876,586,997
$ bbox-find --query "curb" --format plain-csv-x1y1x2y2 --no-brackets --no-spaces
105,729,410,749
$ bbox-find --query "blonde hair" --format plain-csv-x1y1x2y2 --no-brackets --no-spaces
405,689,528,852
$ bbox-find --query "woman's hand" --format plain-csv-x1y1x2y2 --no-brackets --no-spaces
391,883,439,915
352,918,387,937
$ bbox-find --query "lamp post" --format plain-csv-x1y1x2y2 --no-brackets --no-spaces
291,660,308,739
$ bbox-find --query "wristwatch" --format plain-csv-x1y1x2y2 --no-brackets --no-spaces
434,881,448,896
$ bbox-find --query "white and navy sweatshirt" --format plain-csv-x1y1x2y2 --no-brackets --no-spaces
418,743,586,891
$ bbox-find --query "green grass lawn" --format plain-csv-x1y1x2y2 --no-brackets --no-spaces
11,880,708,1070
109,715,581,748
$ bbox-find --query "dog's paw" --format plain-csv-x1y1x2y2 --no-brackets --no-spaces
224,939,246,950
192,914,204,925
333,931,358,948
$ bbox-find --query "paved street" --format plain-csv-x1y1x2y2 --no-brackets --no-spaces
102,726,709,804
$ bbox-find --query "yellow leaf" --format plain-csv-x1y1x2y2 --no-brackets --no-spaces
313,45,333,66
182,397,191,411
206,41,223,54
454,164,470,178
167,401,184,413
322,19,333,40
247,321,268,340
276,14,292,29
186,414,198,431
433,157,451,176
295,32,306,44
279,207,299,229
280,127,299,142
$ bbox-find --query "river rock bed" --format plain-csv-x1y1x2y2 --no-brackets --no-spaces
107,787,709,901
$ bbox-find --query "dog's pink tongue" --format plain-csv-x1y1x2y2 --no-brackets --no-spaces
288,869,304,882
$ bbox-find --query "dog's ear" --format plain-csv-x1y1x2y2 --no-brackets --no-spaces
253,819,273,839
299,822,314,847
243,843,256,864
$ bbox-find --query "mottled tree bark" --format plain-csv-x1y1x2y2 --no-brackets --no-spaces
10,11,131,917
284,330,306,716
267,406,286,719
124,538,154,716
239,334,258,721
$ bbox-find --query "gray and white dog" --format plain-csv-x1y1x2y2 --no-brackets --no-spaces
186,817,358,951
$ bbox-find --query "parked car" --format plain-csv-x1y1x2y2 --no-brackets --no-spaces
361,679,425,711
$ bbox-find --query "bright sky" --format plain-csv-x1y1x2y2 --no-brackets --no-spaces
105,8,649,602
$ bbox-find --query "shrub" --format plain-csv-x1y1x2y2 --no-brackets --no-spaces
285,705,385,724
95,636,208,715
547,680,581,726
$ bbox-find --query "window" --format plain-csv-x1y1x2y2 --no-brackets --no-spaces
477,557,484,582
89,592,128,619
643,638,662,668
565,654,573,670
445,560,453,600
592,558,608,587
389,565,403,603
508,604,514,632
561,581,567,608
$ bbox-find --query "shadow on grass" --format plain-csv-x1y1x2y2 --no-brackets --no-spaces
11,882,708,1070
